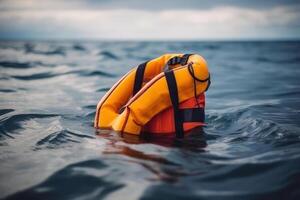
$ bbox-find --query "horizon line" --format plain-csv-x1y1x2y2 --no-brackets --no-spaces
0,38,300,42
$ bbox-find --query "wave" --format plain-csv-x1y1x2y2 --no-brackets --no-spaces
98,51,119,60
12,72,58,80
81,70,117,78
10,69,117,80
256,56,300,64
96,87,110,92
205,106,296,145
0,89,16,93
0,113,59,140
0,109,14,116
72,44,86,51
0,61,44,69
24,43,66,56
35,129,94,150
1,41,300,199
4,159,124,200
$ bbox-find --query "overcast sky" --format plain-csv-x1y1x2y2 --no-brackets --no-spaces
0,0,299,40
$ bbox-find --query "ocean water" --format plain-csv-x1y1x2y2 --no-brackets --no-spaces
0,41,300,200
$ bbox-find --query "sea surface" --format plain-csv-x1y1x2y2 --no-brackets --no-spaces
0,41,300,200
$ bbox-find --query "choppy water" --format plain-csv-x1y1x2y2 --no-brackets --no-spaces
0,41,300,200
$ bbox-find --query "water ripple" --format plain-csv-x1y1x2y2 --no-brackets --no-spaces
10,69,116,80
98,51,119,60
5,160,125,200
72,44,86,51
0,113,59,139
35,129,94,149
82,70,117,78
24,43,65,56
1,41,300,199
0,61,43,69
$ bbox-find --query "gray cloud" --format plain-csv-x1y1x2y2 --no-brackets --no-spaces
0,0,299,40
1,0,299,11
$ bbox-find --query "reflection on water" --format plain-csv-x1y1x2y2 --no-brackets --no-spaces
1,41,300,199
98,127,207,149
97,128,207,183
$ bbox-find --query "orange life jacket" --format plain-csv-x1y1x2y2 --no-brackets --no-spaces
94,53,210,138
143,93,205,134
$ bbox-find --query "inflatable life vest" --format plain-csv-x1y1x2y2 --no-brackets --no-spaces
94,54,211,138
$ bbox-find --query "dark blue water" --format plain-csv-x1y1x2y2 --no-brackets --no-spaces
0,41,300,200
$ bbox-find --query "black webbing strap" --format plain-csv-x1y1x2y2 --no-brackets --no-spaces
165,70,184,138
167,56,181,65
180,108,205,122
180,54,193,65
133,62,147,96
165,54,193,71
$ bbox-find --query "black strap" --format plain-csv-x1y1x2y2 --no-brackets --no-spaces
187,63,211,92
133,62,147,96
205,78,211,92
164,54,193,71
180,108,205,122
180,54,193,65
165,70,184,138
168,56,181,65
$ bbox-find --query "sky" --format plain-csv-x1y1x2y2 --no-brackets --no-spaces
0,0,299,40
